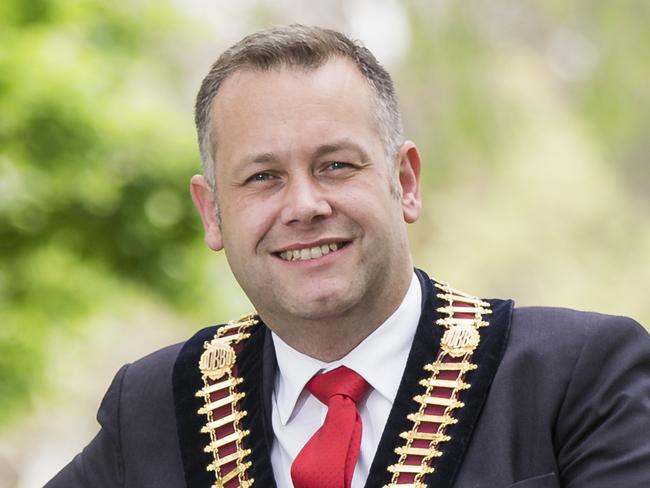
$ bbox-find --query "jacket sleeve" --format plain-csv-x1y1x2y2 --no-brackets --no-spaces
555,316,650,488
44,364,130,488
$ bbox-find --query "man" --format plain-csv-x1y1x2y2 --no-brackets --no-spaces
46,25,649,488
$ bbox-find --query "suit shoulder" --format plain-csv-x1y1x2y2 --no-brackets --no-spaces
125,324,225,373
511,305,647,339
113,342,184,409
504,306,648,365
128,342,184,371
119,325,223,395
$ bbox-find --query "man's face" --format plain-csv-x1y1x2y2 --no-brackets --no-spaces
192,57,421,330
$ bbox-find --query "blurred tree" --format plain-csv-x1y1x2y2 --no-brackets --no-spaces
0,0,208,426
397,0,650,323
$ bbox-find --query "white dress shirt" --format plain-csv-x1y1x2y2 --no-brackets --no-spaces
270,273,422,488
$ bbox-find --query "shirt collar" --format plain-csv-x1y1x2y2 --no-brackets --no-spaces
272,272,422,425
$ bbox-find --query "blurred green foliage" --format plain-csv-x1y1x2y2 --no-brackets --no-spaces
398,1,650,191
0,0,206,425
396,1,650,317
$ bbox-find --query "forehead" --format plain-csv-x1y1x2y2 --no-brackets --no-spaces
215,56,375,112
210,58,380,162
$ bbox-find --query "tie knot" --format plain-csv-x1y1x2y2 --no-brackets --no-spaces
306,366,370,405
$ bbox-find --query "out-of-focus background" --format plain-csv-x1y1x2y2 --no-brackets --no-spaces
0,0,648,486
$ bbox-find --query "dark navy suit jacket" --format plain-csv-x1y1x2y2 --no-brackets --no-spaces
45,270,650,487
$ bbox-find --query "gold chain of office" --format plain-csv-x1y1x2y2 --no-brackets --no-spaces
196,281,491,488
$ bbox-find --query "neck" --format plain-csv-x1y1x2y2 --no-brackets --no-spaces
263,269,414,362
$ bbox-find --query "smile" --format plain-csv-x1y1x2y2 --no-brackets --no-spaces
277,241,349,262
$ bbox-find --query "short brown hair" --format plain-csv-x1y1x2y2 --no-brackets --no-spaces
195,24,403,189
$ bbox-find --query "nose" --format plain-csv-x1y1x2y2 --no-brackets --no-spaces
280,174,333,225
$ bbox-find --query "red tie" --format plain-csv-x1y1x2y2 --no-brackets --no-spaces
291,366,371,488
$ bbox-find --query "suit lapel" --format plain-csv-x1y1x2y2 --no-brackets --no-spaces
364,269,513,488
261,327,278,450
172,322,278,488
173,325,221,488
364,269,445,487
235,322,278,487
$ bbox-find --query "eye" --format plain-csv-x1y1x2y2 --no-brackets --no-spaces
246,172,275,183
326,161,351,171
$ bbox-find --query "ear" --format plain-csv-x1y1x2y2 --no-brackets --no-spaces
397,141,422,224
190,174,223,251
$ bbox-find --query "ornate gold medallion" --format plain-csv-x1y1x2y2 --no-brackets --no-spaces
200,342,236,381
441,324,481,357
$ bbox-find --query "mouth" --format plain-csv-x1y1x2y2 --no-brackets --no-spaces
275,241,351,262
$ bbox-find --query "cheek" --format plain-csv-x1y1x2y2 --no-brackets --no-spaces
357,196,406,242
344,184,400,218
221,199,276,247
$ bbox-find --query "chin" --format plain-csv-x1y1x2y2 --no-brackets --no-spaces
284,291,356,321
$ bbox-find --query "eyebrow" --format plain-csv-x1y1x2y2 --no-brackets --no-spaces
238,139,370,168
231,152,276,175
250,152,276,164
312,139,369,160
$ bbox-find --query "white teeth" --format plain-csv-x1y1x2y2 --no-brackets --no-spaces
278,242,344,261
